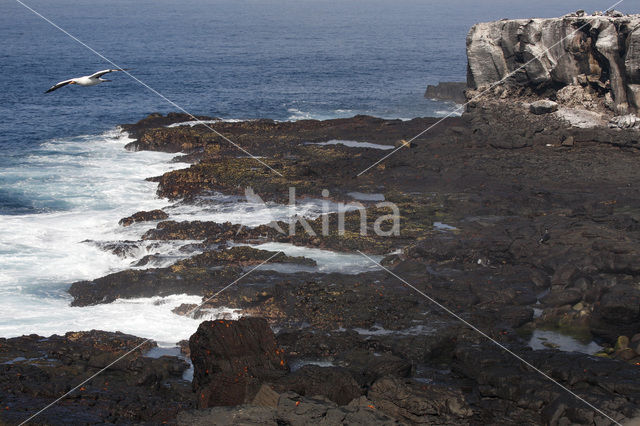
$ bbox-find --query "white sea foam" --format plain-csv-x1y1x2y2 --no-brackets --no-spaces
347,192,385,202
305,140,394,150
0,130,204,343
0,293,238,346
0,128,373,342
165,193,361,227
353,324,438,336
286,108,327,121
129,240,205,269
433,222,458,231
166,118,249,127
0,130,184,288
242,242,383,274
434,108,463,117
289,359,335,371
286,108,364,122
434,101,464,117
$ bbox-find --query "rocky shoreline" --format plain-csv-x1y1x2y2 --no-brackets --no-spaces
4,11,640,426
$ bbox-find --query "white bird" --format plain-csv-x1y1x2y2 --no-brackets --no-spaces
45,69,129,93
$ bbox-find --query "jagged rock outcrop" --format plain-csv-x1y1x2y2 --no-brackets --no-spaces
424,81,467,104
119,209,168,226
466,13,640,114
190,318,288,408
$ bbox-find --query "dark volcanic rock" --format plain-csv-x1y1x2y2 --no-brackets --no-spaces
68,264,238,306
368,377,473,423
142,220,240,240
88,240,141,258
336,349,412,387
190,317,288,408
0,331,192,425
272,365,362,405
172,303,199,316
54,69,640,424
177,391,400,425
120,112,215,139
424,81,467,104
68,246,315,306
453,338,640,424
590,285,640,341
119,209,169,226
541,288,583,307
179,246,315,268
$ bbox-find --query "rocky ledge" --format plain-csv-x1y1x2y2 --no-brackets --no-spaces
6,12,640,426
0,331,193,424
5,103,635,424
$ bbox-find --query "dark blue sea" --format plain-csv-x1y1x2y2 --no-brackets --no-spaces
0,0,628,342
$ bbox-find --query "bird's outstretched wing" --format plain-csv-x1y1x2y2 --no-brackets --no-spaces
45,79,74,93
88,68,130,79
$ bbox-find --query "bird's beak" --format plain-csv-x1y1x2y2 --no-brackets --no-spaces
103,79,112,82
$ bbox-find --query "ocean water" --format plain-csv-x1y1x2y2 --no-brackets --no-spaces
0,0,631,343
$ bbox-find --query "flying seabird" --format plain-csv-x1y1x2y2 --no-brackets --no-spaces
45,69,129,93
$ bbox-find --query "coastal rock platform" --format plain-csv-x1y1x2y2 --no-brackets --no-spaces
7,11,640,423
4,105,640,424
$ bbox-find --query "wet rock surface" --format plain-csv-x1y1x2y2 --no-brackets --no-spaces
182,318,640,425
24,105,638,423
118,209,168,226
10,30,640,422
68,246,316,306
0,331,192,425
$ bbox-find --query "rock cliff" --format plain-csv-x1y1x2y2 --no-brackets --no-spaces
466,11,640,114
